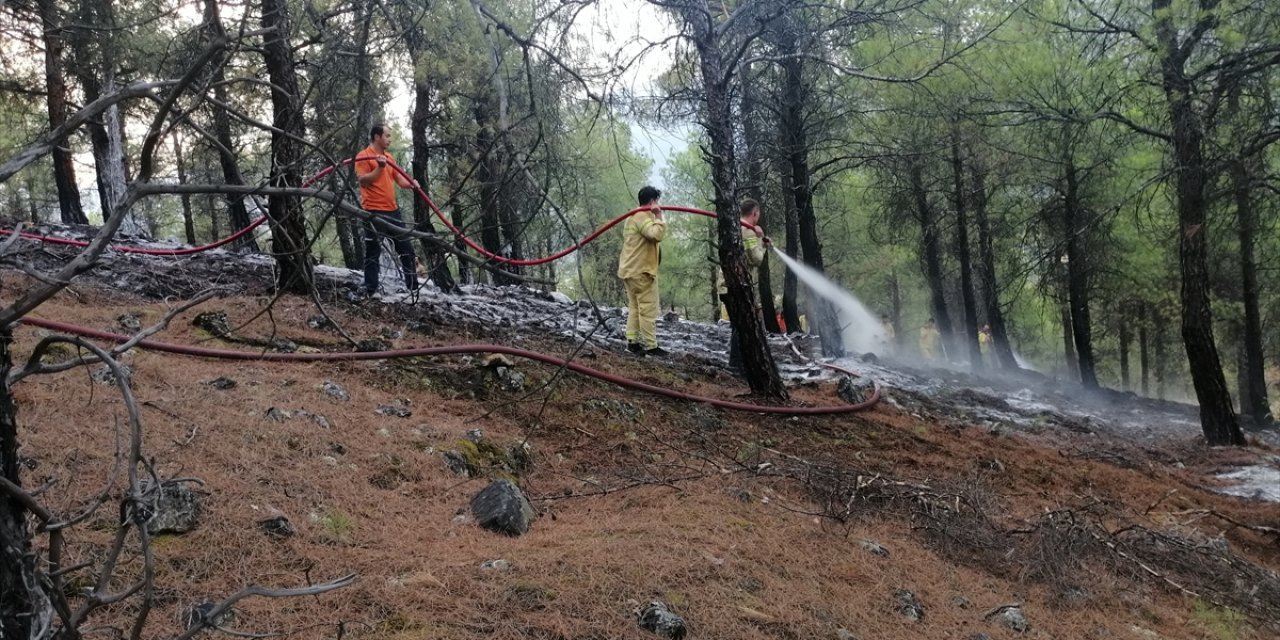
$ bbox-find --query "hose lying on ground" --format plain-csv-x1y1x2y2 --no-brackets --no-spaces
19,316,880,415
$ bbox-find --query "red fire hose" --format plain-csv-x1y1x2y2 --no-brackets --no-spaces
18,316,880,415
1,157,760,263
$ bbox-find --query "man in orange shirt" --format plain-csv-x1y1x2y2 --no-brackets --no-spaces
356,124,421,296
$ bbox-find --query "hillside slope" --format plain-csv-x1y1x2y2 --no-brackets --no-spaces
5,254,1280,640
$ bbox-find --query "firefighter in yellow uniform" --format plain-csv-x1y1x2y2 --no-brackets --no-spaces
919,317,941,360
718,199,768,371
978,323,992,364
618,186,668,356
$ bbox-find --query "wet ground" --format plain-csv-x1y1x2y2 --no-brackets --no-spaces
8,223,1279,502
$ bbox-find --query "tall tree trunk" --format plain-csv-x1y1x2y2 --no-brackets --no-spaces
949,128,981,367
204,0,258,251
447,160,472,285
1061,124,1097,389
740,62,778,333
780,53,842,357
780,168,801,333
1061,302,1078,378
260,0,314,293
173,132,196,244
71,0,128,227
970,160,1017,369
1230,158,1270,426
38,0,87,225
1119,310,1132,391
0,330,53,640
1139,304,1151,397
473,100,515,286
1153,0,1243,445
405,21,457,293
910,159,953,348
683,0,786,399
1153,307,1167,400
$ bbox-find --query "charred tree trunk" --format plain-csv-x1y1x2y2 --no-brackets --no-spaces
1153,307,1167,400
1061,302,1078,378
970,161,1017,369
173,132,196,244
0,330,53,640
261,0,314,293
1139,304,1151,397
909,159,953,346
1230,158,1270,426
405,21,457,293
71,0,128,226
1119,310,1132,391
949,128,981,368
683,0,786,399
740,63,779,333
780,53,842,357
203,0,257,251
1153,0,1243,445
1061,124,1097,389
780,168,801,333
38,0,87,225
473,100,515,286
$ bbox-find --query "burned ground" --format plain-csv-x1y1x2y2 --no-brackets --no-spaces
4,242,1280,639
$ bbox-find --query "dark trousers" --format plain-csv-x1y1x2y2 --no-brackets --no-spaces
363,209,418,293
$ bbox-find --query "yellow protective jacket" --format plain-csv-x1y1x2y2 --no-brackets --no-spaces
717,234,766,296
617,210,666,279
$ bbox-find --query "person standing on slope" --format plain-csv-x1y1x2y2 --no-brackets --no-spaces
617,186,668,356
356,124,421,297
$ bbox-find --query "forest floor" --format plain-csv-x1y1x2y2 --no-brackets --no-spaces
5,235,1280,640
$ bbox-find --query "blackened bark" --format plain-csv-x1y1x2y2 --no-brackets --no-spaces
203,0,257,250
261,0,314,293
779,52,842,357
1230,159,1270,425
780,167,801,333
683,0,786,399
173,132,196,244
1153,0,1243,445
1,331,52,640
1119,312,1132,391
71,0,128,225
949,129,981,368
740,64,778,333
473,99,515,286
38,0,86,225
1061,124,1097,389
909,159,953,346
970,161,1017,369
1139,304,1151,396
405,21,457,293
1061,302,1078,378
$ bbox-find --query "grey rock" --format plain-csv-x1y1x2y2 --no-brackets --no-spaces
470,479,535,536
967,635,992,640
465,429,484,443
91,363,132,385
267,338,297,352
182,601,235,630
140,481,202,535
479,559,513,572
356,338,391,352
192,311,233,338
637,601,686,640
549,291,572,305
320,381,349,401
836,630,859,640
208,377,237,390
985,605,1029,633
375,404,412,418
894,589,925,622
860,540,890,557
306,314,335,330
116,313,142,331
442,451,470,476
265,407,290,422
495,366,525,392
837,376,875,405
257,516,295,538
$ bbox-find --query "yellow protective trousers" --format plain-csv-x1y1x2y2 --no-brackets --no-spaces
623,273,660,349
